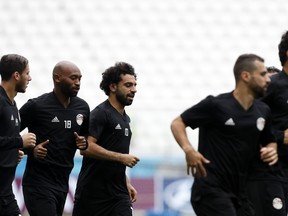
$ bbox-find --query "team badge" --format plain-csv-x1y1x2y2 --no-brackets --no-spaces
256,117,265,131
15,118,19,126
76,114,84,126
125,128,129,136
272,197,283,210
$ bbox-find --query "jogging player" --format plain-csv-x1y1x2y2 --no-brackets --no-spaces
73,62,140,216
20,61,90,216
247,31,288,216
171,53,278,216
0,54,36,216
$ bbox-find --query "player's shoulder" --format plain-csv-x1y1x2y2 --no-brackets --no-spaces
72,96,89,107
91,100,113,116
270,71,288,87
254,98,270,110
205,92,232,104
23,92,51,106
32,92,51,101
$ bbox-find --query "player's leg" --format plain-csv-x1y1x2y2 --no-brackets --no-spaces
54,190,67,216
0,195,21,216
23,186,58,216
0,167,21,216
72,198,97,216
247,180,286,216
192,193,237,216
111,198,133,216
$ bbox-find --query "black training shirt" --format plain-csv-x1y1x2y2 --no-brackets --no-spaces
74,100,132,206
0,86,23,197
262,71,288,169
181,92,275,199
19,91,90,192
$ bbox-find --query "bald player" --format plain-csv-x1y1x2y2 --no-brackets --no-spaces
20,61,90,216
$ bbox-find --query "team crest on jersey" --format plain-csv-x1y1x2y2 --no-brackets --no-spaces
256,117,265,131
272,197,283,209
76,114,84,126
125,128,129,136
15,118,19,126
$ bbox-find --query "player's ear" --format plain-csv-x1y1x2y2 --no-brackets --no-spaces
13,71,20,81
53,72,61,83
109,83,117,93
241,71,251,82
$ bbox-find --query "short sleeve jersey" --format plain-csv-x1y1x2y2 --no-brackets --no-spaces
74,100,131,203
262,71,288,169
0,86,23,197
181,92,275,198
19,91,90,192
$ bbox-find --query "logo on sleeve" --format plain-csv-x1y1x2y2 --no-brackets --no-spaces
76,114,84,126
256,117,265,131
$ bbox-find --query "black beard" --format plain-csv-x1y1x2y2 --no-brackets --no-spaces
116,92,132,106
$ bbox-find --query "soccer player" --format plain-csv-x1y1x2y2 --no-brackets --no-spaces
20,61,90,216
0,54,36,216
72,62,140,216
247,31,288,216
170,54,278,216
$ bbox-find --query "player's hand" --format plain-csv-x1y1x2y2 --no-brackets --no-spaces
119,154,140,168
33,140,49,159
21,133,36,148
283,129,288,144
74,132,87,150
127,182,137,203
185,148,210,178
260,144,278,165
18,149,24,164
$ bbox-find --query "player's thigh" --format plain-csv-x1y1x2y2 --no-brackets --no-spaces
111,199,133,216
23,186,58,216
72,199,92,216
192,194,237,216
0,197,21,216
247,180,286,216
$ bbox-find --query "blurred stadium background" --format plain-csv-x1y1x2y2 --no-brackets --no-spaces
1,0,287,215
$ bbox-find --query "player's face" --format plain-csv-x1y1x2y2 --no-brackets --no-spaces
60,70,82,97
16,65,32,93
249,61,271,98
115,74,137,106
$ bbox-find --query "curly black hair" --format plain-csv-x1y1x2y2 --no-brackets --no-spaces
100,62,136,95
278,31,288,66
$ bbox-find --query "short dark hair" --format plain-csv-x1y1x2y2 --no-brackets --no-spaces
233,53,264,82
278,30,288,66
100,62,136,95
267,66,281,74
0,54,29,81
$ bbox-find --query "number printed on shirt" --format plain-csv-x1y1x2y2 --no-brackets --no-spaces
64,120,72,128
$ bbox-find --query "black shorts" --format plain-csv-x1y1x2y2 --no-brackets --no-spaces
0,195,20,216
191,181,254,216
247,180,288,216
23,186,67,216
73,197,133,216
191,193,254,216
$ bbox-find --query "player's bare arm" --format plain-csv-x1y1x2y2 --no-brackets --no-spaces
171,116,210,178
80,136,140,168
